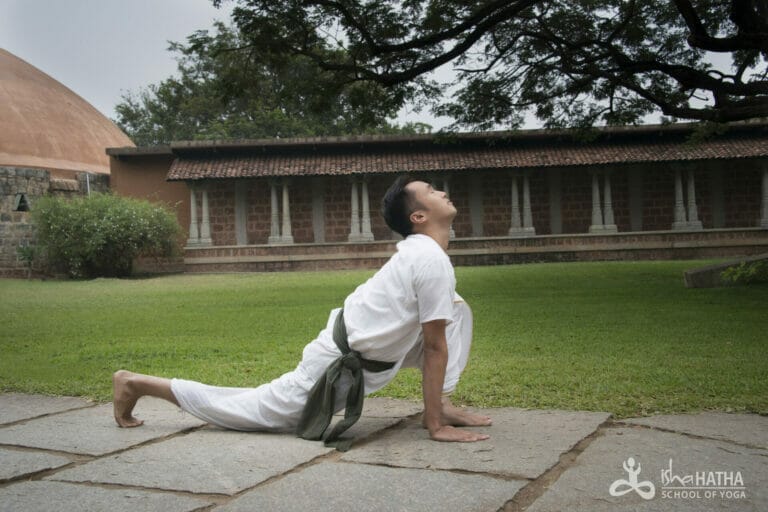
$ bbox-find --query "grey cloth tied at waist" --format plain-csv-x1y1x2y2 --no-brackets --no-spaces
296,309,395,451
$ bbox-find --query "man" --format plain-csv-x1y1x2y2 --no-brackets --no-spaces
114,176,491,444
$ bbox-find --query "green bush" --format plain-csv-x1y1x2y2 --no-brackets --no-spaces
721,259,768,285
31,193,181,278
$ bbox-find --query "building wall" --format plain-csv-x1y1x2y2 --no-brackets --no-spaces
0,166,108,277
110,153,187,241
196,161,765,246
107,150,765,253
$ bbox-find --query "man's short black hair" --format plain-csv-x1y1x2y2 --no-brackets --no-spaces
381,175,418,238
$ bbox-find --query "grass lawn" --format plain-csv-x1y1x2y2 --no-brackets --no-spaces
1,260,766,418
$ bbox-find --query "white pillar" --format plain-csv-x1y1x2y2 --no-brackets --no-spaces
187,184,200,247
522,174,534,232
199,185,212,246
603,172,617,232
360,179,374,241
589,172,604,232
672,169,687,229
268,180,281,244
348,180,361,241
281,180,294,243
761,168,768,228
686,170,702,229
509,174,535,237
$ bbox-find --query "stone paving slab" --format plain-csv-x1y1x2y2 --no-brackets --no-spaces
621,412,768,449
0,481,212,512
49,428,331,495
348,397,423,418
0,397,205,455
526,426,768,512
0,447,72,482
342,408,610,479
218,461,524,512
49,415,401,495
0,393,93,425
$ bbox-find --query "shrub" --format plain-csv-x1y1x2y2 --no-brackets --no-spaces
720,259,768,286
31,193,181,278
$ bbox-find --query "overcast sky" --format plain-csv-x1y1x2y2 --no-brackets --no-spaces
0,0,454,131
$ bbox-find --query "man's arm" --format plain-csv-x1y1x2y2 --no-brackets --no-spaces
421,319,489,443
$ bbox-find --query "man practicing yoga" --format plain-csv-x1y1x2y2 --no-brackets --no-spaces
113,176,491,444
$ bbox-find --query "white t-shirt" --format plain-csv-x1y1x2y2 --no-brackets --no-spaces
343,234,457,363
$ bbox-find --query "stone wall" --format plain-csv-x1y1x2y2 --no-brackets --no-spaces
0,166,108,278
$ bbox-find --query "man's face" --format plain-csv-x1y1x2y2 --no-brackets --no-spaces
405,180,457,223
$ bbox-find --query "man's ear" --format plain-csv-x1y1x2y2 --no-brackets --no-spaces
410,209,427,227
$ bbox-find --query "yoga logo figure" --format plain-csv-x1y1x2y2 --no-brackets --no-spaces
609,457,656,500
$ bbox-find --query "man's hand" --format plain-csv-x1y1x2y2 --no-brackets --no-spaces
429,425,490,443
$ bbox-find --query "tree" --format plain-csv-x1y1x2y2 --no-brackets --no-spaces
213,0,768,129
115,22,429,146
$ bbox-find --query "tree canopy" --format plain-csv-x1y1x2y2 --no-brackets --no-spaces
114,22,429,146
213,0,768,129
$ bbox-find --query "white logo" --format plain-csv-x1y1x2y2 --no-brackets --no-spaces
660,458,746,500
609,457,656,500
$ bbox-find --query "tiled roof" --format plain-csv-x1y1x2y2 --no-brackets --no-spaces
166,128,768,181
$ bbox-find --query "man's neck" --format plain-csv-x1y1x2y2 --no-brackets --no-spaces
414,227,450,252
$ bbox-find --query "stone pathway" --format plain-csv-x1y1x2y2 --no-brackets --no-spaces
0,393,765,511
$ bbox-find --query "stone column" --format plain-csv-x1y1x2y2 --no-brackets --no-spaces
589,172,604,232
672,169,687,229
199,184,213,246
268,180,281,244
281,180,294,243
672,168,702,230
603,172,617,232
186,184,200,247
686,170,702,229
761,168,768,228
509,174,534,237
522,174,535,234
360,179,374,241
348,180,361,241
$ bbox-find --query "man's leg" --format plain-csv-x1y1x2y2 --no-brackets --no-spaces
113,370,178,428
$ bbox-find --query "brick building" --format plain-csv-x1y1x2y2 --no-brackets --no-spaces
109,122,768,272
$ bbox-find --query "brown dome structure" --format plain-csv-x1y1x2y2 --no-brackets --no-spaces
0,48,134,176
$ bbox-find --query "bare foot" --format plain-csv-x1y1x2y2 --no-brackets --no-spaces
423,399,493,428
113,370,144,428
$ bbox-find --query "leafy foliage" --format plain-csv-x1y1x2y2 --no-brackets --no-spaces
215,0,768,129
31,194,181,278
721,259,768,285
115,22,429,145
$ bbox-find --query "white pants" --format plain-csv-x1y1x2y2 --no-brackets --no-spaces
171,301,473,432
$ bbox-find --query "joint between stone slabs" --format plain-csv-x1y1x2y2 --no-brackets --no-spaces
0,401,99,429
0,461,81,489
221,447,345,502
40,478,232,505
613,420,768,451
93,422,210,459
501,417,614,512
338,458,530,483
